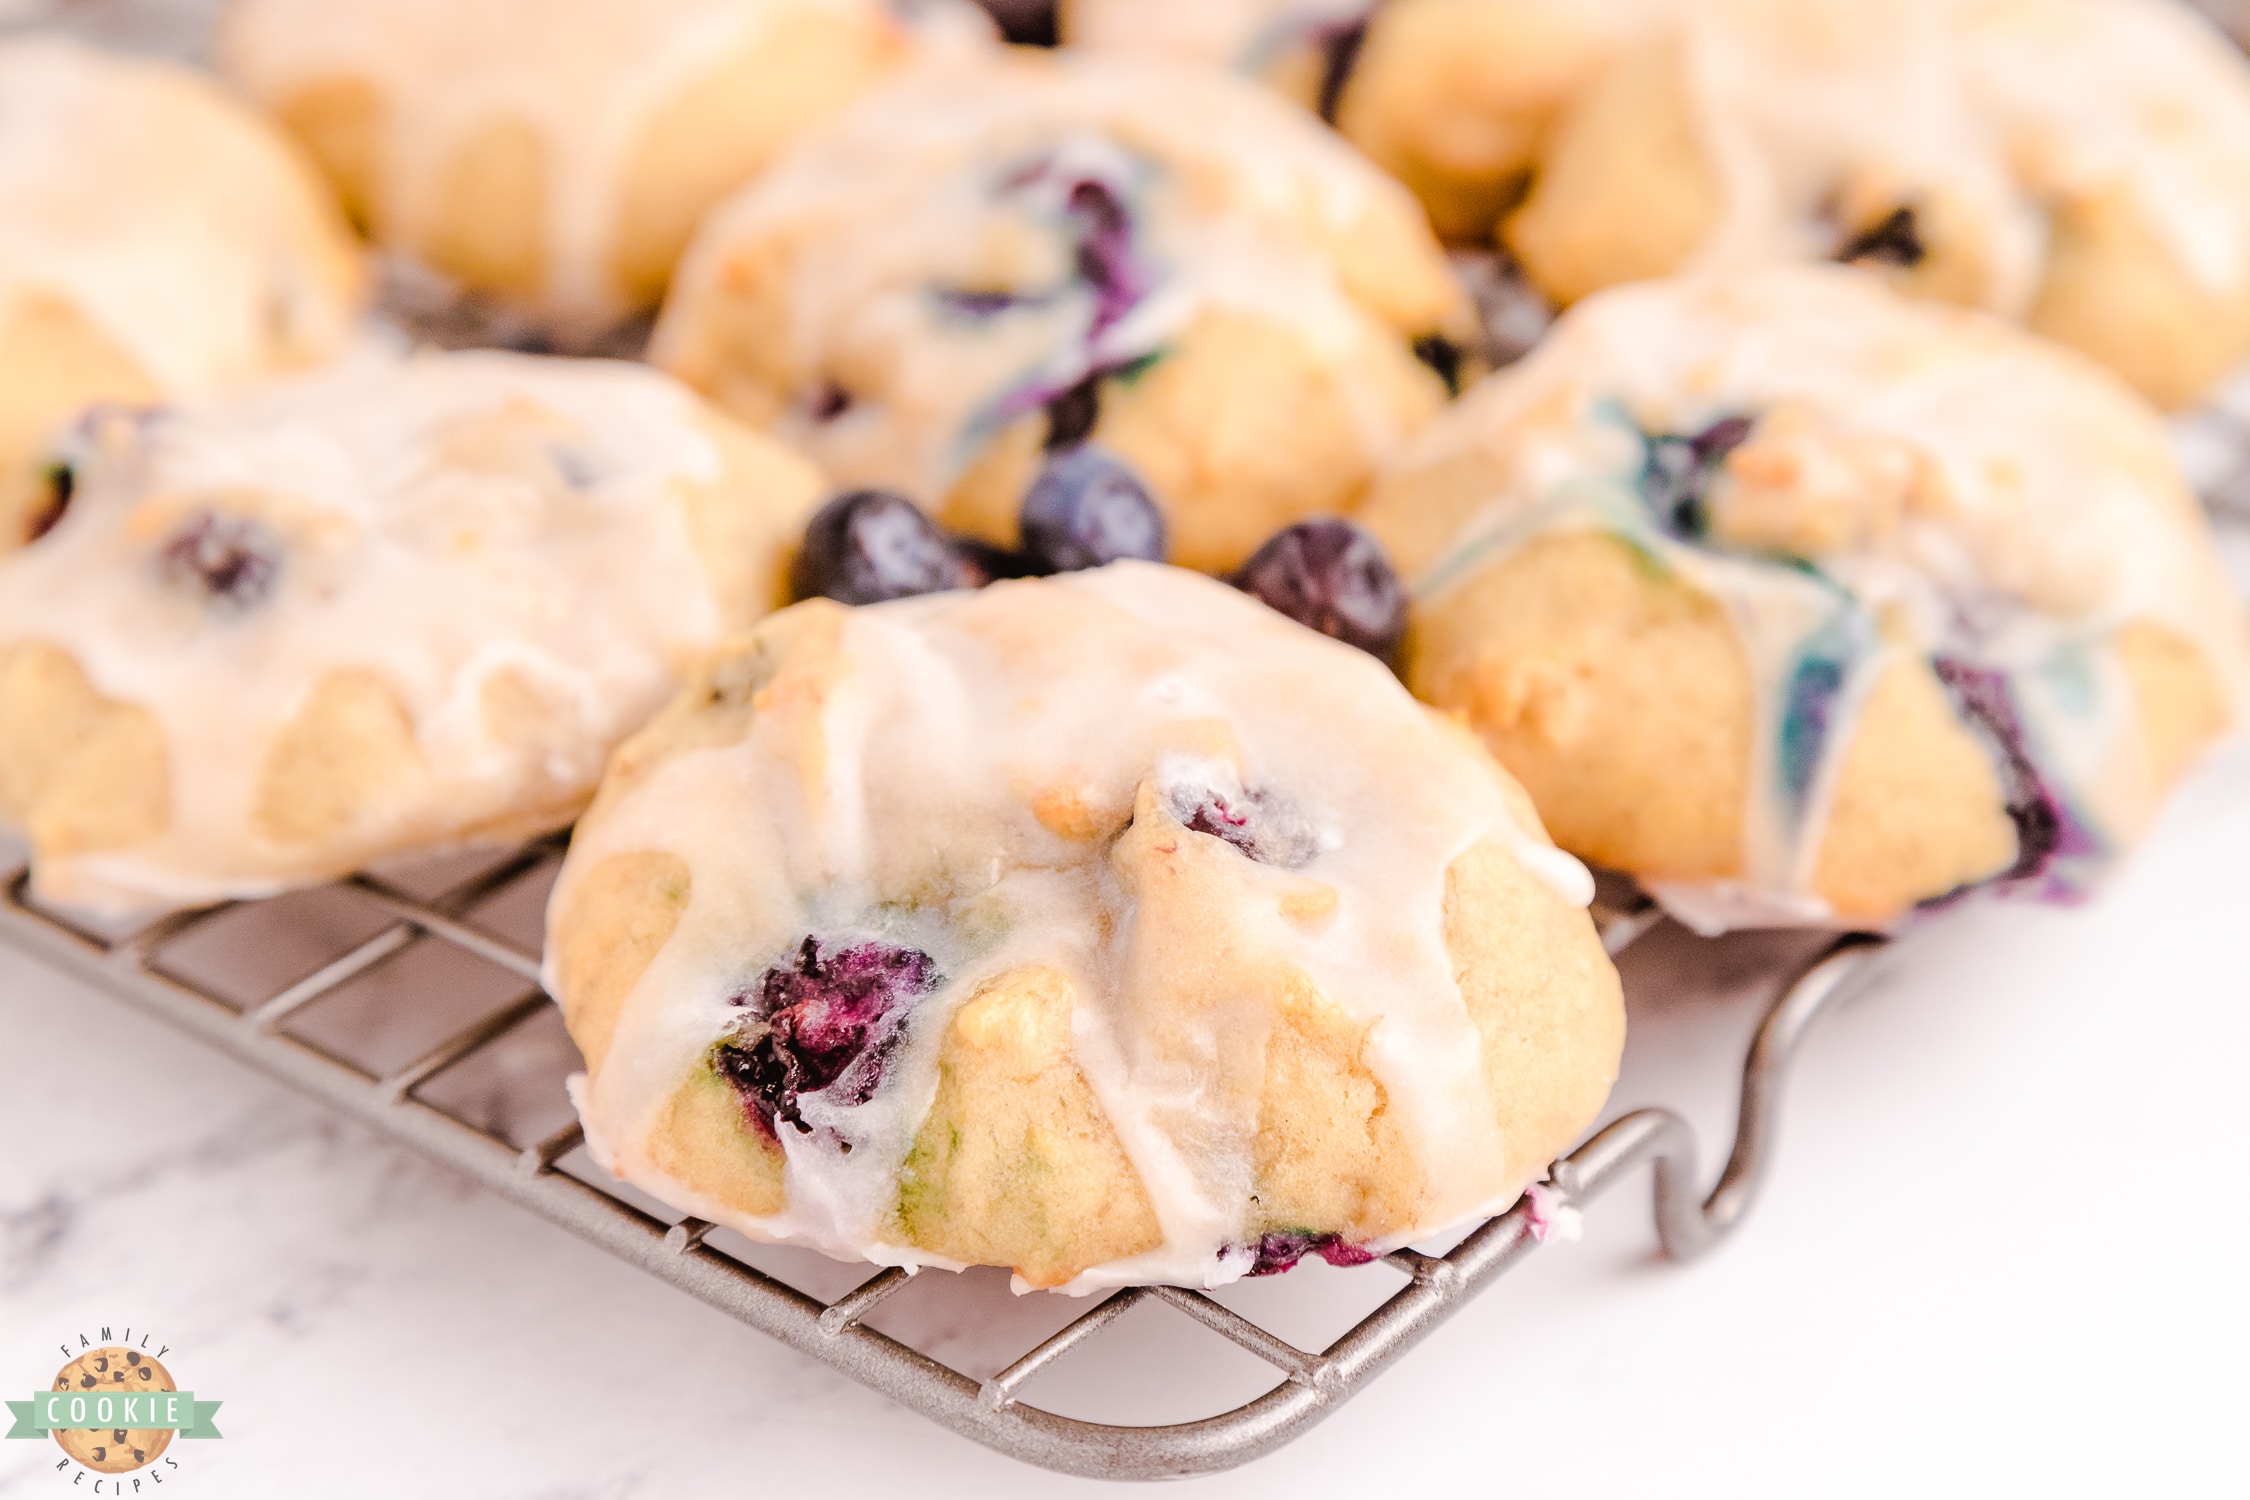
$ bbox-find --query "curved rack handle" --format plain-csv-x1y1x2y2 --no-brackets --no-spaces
1553,931,1887,1262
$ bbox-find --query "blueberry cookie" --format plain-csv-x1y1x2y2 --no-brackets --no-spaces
1502,0,2250,408
650,52,1476,574
0,350,821,916
545,563,1621,1291
49,1348,174,1475
1359,268,2249,932
218,0,992,342
1062,0,1650,242
0,37,364,550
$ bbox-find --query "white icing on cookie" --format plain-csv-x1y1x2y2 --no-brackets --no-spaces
1403,267,2249,926
553,563,1594,1292
0,348,806,915
651,51,1455,507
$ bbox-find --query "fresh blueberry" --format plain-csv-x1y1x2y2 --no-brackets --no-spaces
791,490,981,606
159,511,281,608
713,937,938,1136
1019,447,1166,572
1248,1230,1376,1277
24,461,71,543
1227,519,1407,665
1836,205,1926,269
1166,781,1317,868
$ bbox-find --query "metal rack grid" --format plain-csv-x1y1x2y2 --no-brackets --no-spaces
0,849,1881,1481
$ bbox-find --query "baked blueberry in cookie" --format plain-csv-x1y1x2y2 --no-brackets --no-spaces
715,937,940,1137
0,349,822,916
546,563,1621,1290
654,51,1473,575
159,511,284,611
1361,267,2248,932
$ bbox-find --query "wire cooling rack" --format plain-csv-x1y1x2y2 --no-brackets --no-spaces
0,846,1881,1480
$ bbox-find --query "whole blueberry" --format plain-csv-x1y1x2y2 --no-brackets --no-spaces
791,489,979,605
1018,447,1166,573
1227,519,1407,665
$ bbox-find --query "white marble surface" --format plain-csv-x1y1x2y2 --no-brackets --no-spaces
0,721,2244,1497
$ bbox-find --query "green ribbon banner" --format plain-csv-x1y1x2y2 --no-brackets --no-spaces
6,1390,222,1440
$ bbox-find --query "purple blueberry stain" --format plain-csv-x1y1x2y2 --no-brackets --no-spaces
1639,413,1755,541
712,936,939,1138
1775,608,1872,818
1929,657,2104,893
1065,177,1147,340
158,510,281,609
1227,519,1408,666
959,154,1165,454
1247,1231,1376,1277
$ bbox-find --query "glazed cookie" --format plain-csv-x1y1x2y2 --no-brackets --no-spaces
545,563,1621,1291
1359,268,2249,932
0,37,363,548
0,350,821,916
48,1348,175,1475
218,0,992,341
1062,0,1651,242
1501,0,2250,408
650,52,1475,574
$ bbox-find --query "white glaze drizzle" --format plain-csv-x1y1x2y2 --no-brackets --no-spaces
651,52,1447,506
554,563,1595,1293
0,348,765,916
218,0,992,336
1396,268,2249,929
0,36,359,396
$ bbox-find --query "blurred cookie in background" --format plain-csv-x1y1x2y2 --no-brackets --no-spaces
218,0,995,345
0,35,364,548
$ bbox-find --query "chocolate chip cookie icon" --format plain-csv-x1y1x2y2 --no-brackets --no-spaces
48,1348,173,1473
